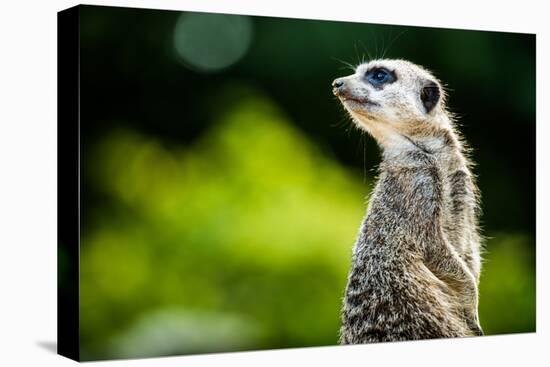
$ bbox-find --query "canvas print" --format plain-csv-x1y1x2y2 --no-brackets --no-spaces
57,4,536,361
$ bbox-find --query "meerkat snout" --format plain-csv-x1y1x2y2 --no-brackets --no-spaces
332,77,355,99
332,78,344,89
332,78,345,97
332,76,375,107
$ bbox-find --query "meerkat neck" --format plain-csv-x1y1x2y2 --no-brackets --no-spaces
381,134,442,161
380,123,462,163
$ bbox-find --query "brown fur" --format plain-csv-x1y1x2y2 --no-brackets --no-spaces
334,59,483,343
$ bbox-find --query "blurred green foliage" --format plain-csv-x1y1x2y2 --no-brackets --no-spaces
80,94,367,358
77,5,535,360
478,233,536,334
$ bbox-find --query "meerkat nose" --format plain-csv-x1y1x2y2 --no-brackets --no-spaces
333,79,344,88
332,78,345,96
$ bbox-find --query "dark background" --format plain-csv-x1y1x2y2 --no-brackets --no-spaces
75,5,535,360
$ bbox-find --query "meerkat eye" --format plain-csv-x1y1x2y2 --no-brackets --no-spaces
366,68,396,86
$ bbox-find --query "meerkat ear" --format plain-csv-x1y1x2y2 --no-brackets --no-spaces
420,81,441,113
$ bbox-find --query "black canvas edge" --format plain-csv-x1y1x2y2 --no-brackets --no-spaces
57,4,81,362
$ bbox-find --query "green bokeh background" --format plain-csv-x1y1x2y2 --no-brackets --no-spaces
74,5,535,360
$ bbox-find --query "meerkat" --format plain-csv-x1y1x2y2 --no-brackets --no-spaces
333,59,483,343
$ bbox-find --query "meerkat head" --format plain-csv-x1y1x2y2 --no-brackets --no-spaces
333,59,451,150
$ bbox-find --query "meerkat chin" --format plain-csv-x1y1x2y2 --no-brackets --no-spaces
334,59,483,343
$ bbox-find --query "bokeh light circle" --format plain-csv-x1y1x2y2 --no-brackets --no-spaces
173,13,253,72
